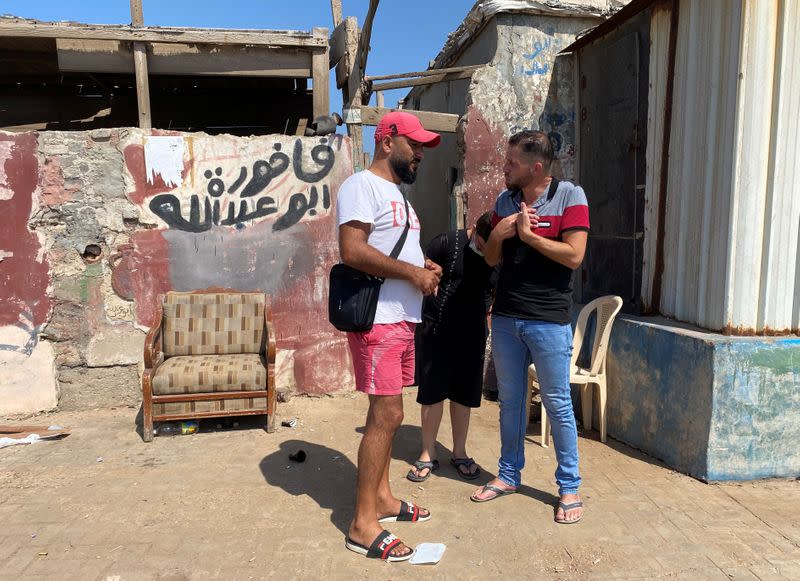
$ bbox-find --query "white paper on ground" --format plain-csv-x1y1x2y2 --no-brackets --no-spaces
0,434,40,449
409,542,446,565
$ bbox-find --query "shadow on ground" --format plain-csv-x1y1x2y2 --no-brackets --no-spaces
260,439,356,536
359,423,560,508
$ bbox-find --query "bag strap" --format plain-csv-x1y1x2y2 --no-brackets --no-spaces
388,195,411,260
546,177,560,201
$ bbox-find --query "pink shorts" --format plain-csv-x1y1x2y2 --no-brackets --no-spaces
347,321,417,396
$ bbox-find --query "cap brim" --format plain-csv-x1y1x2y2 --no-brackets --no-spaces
407,128,441,148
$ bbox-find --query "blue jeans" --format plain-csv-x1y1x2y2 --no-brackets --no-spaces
491,315,581,495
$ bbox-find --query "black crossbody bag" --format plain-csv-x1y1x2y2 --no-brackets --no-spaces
328,196,411,332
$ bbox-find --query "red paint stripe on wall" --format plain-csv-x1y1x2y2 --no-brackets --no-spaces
0,133,51,327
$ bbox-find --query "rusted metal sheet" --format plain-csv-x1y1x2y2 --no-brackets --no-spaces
577,10,650,312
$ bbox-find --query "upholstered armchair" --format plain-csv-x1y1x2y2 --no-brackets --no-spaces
141,290,276,442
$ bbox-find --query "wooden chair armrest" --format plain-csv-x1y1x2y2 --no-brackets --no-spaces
144,301,164,370
264,301,276,366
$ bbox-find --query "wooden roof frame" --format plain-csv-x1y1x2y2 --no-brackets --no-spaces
0,18,327,48
0,4,330,131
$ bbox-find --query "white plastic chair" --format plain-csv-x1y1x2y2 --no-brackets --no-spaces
525,295,623,447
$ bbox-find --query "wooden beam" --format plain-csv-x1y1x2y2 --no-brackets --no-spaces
130,0,143,26
329,20,347,69
365,64,483,82
359,106,459,133
133,46,151,129
330,0,343,27
342,1,379,170
312,27,329,118
369,69,475,92
335,17,359,89
335,16,364,169
130,0,151,130
356,0,379,80
0,19,326,48
57,39,312,77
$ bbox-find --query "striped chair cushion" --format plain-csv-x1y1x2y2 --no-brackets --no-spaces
162,292,265,356
152,354,267,395
153,397,268,416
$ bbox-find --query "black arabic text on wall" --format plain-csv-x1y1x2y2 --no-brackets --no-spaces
148,138,336,233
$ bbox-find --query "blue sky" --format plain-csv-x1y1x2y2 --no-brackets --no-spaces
3,1,477,145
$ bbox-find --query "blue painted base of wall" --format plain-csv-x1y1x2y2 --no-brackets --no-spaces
606,316,799,481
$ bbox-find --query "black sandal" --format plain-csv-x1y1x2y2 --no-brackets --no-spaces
406,459,439,482
345,530,414,561
450,457,481,480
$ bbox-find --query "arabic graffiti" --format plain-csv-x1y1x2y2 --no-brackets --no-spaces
520,35,563,77
147,138,337,233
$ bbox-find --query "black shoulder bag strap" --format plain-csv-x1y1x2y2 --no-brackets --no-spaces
388,195,411,260
546,176,560,200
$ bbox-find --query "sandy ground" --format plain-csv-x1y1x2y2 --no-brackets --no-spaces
1,391,799,580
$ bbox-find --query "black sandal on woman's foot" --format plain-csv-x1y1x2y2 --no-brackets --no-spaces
406,459,439,482
450,457,481,480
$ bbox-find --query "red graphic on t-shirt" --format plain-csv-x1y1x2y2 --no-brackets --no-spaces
391,201,421,230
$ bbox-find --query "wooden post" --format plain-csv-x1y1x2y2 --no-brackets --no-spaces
330,0,343,27
311,27,330,119
375,91,384,108
130,0,151,130
339,17,363,169
343,1,379,171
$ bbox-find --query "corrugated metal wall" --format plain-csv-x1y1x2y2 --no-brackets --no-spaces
759,0,800,333
640,4,671,310
657,0,799,333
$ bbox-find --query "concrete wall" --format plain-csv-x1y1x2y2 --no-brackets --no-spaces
0,132,57,415
708,338,800,480
409,12,600,242
461,13,599,228
410,24,499,246
607,316,800,480
0,129,353,416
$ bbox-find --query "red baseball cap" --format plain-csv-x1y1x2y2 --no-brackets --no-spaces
374,111,441,147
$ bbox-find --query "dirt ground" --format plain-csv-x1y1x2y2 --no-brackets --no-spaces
1,391,799,580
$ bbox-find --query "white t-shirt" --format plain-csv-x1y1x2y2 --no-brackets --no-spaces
336,170,424,324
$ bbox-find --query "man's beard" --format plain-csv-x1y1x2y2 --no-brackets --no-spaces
390,155,418,184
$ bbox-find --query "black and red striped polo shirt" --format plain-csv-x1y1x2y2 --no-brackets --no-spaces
490,178,590,324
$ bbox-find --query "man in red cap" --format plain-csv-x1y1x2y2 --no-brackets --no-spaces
337,111,442,561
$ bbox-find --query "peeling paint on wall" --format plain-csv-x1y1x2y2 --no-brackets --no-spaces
0,132,56,415
708,339,800,480
607,316,800,480
1,128,355,416
119,132,354,394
